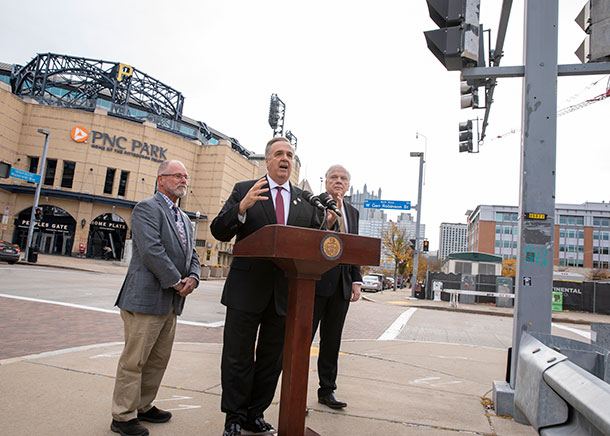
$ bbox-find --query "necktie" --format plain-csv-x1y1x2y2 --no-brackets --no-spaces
337,202,346,233
275,186,285,225
173,206,186,246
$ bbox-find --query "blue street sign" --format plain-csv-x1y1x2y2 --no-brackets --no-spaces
363,199,411,210
10,168,41,184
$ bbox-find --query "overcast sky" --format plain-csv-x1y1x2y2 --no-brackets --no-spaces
2,1,608,250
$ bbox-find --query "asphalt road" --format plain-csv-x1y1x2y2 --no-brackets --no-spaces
0,263,592,360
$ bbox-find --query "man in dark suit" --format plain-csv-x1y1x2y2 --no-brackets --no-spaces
211,137,319,436
110,160,201,436
313,164,362,410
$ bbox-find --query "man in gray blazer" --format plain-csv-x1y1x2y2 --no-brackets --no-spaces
110,160,201,436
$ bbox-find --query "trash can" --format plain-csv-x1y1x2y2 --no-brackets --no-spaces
27,247,38,263
415,282,425,299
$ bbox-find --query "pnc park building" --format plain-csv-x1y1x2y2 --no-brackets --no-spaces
0,53,301,265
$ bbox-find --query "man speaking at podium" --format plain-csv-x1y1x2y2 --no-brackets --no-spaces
211,137,319,436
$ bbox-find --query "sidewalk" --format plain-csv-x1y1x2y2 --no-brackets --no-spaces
5,257,607,435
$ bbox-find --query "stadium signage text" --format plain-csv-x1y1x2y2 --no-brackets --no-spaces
71,126,168,163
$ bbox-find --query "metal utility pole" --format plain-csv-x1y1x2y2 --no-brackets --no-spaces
510,0,558,387
410,151,424,298
24,129,50,262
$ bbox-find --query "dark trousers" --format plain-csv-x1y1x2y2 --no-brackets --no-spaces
312,285,350,397
221,302,285,427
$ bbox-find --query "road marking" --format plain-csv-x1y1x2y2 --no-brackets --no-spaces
0,342,125,365
552,322,591,340
0,293,224,328
377,308,417,341
155,395,201,412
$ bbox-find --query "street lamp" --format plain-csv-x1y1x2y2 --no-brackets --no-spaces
24,129,50,263
410,135,426,298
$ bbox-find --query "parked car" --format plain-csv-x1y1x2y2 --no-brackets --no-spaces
0,240,20,264
361,275,383,292
369,273,388,290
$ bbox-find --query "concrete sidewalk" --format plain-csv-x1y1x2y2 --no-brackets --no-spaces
3,255,604,435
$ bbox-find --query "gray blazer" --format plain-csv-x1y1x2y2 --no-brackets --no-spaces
115,192,201,316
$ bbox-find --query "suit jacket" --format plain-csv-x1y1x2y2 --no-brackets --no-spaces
315,200,362,300
210,177,319,316
115,192,201,316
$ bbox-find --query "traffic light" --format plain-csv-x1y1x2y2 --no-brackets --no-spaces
460,79,479,109
424,0,481,71
459,120,474,152
575,1,610,63
423,240,430,252
34,207,42,221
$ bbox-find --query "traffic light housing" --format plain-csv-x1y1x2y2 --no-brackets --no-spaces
423,240,429,252
575,0,610,63
409,239,416,249
34,207,42,221
459,120,474,152
460,79,479,109
424,0,481,71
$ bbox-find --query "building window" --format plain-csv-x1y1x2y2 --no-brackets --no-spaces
61,161,75,188
28,156,39,174
44,159,57,186
454,261,472,275
104,168,116,194
479,263,496,275
118,170,129,197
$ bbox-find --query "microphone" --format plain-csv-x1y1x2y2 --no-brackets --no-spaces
319,192,342,217
301,190,325,211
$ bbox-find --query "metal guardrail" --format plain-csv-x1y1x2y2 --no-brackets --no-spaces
515,332,610,435
440,289,514,308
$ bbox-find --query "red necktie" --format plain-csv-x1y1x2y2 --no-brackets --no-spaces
275,186,285,225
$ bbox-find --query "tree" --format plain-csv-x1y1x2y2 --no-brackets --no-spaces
382,221,412,291
588,268,610,281
502,259,516,277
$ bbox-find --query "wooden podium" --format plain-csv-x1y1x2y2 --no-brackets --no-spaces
233,224,380,436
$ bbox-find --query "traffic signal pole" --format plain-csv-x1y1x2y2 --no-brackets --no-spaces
24,129,50,263
509,0,558,388
410,151,424,298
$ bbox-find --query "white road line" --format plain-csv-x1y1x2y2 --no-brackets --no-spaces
377,308,417,341
0,293,224,328
552,322,591,340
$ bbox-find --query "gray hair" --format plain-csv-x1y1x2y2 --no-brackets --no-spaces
264,136,292,158
325,164,351,181
157,160,183,175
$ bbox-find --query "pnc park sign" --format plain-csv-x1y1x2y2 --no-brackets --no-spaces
70,126,167,163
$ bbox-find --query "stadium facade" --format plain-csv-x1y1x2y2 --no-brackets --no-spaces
0,53,300,264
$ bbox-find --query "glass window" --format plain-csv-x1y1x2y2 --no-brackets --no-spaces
504,226,511,234
559,258,566,266
28,156,39,174
495,240,500,247
559,216,566,224
568,230,576,238
118,170,129,197
104,168,116,194
44,159,57,186
496,225,501,234
604,232,610,241
594,231,599,240
495,212,503,221
61,161,75,188
559,229,565,238
579,230,584,239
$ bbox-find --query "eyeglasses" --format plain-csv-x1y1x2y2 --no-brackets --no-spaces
160,173,190,181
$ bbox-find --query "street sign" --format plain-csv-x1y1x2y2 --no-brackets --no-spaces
363,199,411,210
9,168,41,184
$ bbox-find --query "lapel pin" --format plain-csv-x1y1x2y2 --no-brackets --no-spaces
294,199,298,205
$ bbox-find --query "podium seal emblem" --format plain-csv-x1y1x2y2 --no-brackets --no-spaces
320,234,343,260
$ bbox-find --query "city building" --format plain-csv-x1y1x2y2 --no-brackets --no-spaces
438,222,468,260
466,203,610,270
0,53,302,265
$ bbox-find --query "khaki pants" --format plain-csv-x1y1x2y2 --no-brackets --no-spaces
111,309,176,421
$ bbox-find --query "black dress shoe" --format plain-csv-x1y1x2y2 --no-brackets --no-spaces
223,423,241,436
110,418,149,436
318,392,347,409
138,406,172,423
242,416,275,433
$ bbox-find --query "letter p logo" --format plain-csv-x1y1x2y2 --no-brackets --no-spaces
117,63,134,82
